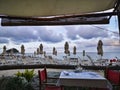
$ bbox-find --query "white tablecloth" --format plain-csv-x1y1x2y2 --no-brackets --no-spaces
57,71,112,90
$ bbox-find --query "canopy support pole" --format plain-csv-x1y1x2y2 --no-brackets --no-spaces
117,12,120,43
117,0,120,43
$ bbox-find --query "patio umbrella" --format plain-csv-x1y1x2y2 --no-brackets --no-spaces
21,45,25,56
53,47,57,56
37,48,39,55
64,41,69,55
34,51,36,56
64,41,70,64
97,40,103,59
39,44,43,55
53,47,56,55
3,45,6,55
83,50,85,56
2,45,6,57
73,46,76,55
83,50,85,60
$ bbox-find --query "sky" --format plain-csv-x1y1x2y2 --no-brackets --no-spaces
0,16,120,54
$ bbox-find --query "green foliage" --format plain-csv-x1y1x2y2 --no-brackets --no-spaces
15,71,22,77
15,69,35,82
0,76,34,90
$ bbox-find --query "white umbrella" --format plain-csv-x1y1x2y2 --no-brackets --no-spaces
73,46,76,55
97,40,103,59
3,45,6,55
64,41,69,55
53,47,57,56
39,44,43,55
37,48,39,55
64,42,70,64
21,45,25,56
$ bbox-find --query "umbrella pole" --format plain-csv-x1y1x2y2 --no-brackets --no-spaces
67,54,70,65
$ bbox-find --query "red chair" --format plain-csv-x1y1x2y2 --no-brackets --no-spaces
38,67,63,90
105,68,120,90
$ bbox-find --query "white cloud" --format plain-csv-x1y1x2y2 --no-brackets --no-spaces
0,16,120,53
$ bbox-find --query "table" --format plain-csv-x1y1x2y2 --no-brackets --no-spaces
57,70,112,89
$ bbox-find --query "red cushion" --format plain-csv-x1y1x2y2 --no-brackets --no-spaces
41,70,46,80
112,59,116,62
107,70,120,85
38,68,47,84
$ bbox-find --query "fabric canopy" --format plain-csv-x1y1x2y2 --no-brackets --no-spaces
0,0,117,17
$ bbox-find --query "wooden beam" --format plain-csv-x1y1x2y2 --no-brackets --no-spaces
0,64,76,70
1,17,109,26
0,12,118,20
0,64,120,70
1,12,119,26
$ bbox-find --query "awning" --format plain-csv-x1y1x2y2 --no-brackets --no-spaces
0,0,117,17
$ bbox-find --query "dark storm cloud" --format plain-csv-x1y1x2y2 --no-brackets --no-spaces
64,26,78,40
66,25,108,40
0,27,38,43
0,38,9,43
37,28,63,43
0,26,63,44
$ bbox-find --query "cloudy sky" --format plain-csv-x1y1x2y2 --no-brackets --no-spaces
0,16,120,53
